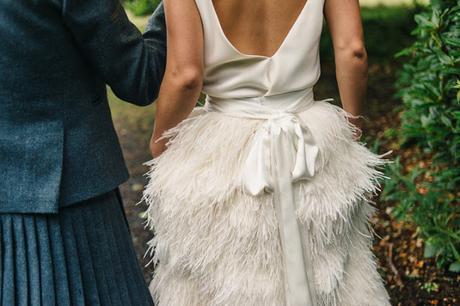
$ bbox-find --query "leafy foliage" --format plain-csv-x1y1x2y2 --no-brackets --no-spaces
124,0,160,16
383,0,460,272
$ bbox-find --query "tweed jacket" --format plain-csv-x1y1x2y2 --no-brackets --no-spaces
0,0,166,213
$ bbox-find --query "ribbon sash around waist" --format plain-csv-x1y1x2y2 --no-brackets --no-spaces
204,89,331,305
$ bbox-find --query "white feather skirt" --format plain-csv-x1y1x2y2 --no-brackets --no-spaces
143,100,392,306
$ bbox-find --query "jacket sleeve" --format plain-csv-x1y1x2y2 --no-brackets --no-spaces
61,0,167,105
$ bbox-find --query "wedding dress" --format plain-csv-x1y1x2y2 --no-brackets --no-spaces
143,0,392,305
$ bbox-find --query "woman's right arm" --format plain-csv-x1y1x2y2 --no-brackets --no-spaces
149,0,204,157
324,0,368,139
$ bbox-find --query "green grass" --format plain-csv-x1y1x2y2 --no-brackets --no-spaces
125,9,149,31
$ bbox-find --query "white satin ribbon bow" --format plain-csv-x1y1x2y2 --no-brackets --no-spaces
241,111,319,196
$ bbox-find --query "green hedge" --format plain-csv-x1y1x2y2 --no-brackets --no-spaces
382,0,460,272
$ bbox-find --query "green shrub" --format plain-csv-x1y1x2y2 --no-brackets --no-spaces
383,0,460,272
125,0,160,16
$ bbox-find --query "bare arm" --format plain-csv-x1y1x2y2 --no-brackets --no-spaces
324,0,368,138
150,0,204,157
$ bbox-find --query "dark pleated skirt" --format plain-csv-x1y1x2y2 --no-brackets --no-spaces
0,189,154,306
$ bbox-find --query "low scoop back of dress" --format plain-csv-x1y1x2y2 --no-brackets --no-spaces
195,0,325,99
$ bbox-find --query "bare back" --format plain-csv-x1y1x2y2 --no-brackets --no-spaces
212,0,308,58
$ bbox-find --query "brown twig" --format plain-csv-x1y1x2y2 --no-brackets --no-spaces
387,242,404,288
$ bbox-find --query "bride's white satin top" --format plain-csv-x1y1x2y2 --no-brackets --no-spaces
195,0,325,99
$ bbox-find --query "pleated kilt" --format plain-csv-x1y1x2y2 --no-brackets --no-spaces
0,189,153,306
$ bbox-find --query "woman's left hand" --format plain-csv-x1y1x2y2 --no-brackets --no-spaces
353,127,363,141
150,137,168,158
347,116,364,141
